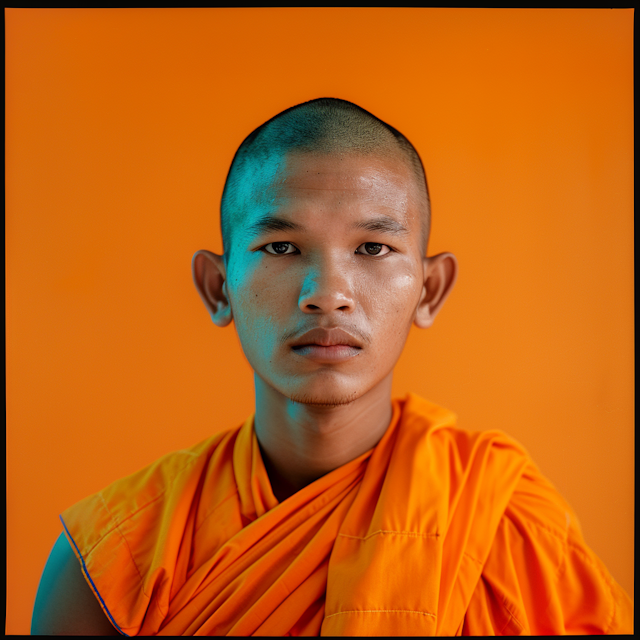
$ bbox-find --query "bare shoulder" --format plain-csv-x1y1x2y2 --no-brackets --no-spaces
31,531,121,636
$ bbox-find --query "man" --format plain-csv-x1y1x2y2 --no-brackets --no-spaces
32,98,632,635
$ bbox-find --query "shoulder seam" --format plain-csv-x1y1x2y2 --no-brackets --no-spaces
98,493,151,599
80,452,201,560
523,516,569,546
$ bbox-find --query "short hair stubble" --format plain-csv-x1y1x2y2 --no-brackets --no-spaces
220,97,431,258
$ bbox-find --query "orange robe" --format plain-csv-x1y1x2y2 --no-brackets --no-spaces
61,394,633,635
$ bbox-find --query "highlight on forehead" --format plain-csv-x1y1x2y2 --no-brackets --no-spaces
220,97,431,255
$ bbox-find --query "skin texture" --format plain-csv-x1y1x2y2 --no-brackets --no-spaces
193,149,457,500
31,147,457,634
31,532,120,635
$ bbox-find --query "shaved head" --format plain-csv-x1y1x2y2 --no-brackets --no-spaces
221,98,431,257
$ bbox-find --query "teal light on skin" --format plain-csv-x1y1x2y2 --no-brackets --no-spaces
192,148,457,502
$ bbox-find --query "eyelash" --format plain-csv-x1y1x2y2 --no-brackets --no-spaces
260,242,393,257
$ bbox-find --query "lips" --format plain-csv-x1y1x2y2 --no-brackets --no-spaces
290,327,363,349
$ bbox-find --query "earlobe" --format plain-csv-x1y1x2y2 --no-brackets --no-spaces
192,250,233,327
414,252,458,329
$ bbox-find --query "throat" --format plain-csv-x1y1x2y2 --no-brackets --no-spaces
252,372,395,505
258,444,322,503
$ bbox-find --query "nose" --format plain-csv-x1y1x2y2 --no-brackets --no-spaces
298,258,356,314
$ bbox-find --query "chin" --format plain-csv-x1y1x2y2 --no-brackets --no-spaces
287,390,360,407
284,375,365,407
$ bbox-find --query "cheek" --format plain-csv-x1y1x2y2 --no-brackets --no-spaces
227,260,295,341
361,264,421,322
360,268,422,362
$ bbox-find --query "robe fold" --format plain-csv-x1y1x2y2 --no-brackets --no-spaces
61,394,633,635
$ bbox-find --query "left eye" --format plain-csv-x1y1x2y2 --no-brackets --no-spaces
355,242,391,256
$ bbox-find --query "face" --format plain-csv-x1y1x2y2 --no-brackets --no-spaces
223,149,428,406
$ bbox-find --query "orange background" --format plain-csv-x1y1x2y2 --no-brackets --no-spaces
5,8,634,634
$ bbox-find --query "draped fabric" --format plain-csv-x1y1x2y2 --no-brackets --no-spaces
61,394,633,635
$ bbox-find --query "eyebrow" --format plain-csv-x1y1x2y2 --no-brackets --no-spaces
351,216,410,236
245,215,304,239
244,214,410,239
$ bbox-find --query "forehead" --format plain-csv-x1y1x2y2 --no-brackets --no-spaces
280,150,410,192
243,149,422,226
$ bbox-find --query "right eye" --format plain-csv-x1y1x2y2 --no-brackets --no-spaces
261,242,298,255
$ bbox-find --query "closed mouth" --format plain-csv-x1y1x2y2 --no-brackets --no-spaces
289,327,363,350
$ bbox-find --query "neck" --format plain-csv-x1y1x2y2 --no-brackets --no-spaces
253,374,394,502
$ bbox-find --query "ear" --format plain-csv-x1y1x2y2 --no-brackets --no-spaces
414,252,458,329
192,250,233,327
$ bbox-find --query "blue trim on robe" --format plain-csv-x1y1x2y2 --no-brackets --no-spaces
59,515,130,636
